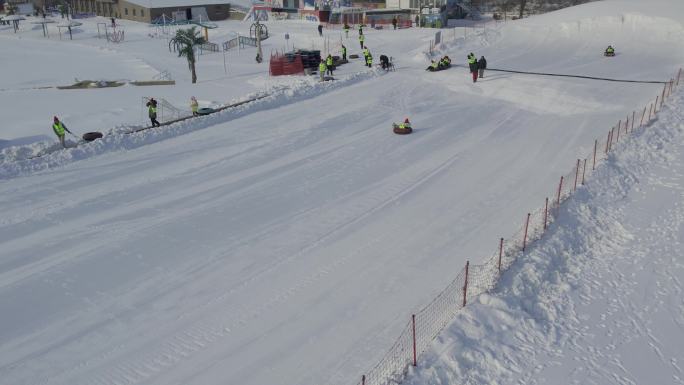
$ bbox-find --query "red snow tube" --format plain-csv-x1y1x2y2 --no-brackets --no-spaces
393,125,413,135
82,132,103,142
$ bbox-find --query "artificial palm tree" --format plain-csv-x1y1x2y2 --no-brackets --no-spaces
169,27,205,84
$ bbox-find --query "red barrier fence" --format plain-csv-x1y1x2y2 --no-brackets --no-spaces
269,52,305,76
353,68,681,385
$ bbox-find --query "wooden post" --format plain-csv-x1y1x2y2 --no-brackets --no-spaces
605,130,611,154
593,139,597,170
640,106,646,128
498,237,504,273
616,123,620,143
677,68,681,86
608,127,614,152
362,375,366,385
631,111,635,132
581,159,587,185
649,103,653,122
557,176,564,206
574,159,580,192
412,314,417,366
543,198,549,231
522,213,531,252
661,84,666,108
654,96,659,113
462,261,469,307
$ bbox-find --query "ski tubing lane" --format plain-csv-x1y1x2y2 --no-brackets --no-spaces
23,95,272,161
131,94,272,133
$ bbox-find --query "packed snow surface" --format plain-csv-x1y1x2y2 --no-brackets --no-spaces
405,87,684,385
0,0,683,384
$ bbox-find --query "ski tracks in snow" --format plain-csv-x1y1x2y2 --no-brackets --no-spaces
18,105,478,385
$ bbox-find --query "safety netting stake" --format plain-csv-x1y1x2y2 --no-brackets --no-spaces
411,314,417,366
522,213,531,252
543,198,549,231
462,261,469,307
498,237,504,273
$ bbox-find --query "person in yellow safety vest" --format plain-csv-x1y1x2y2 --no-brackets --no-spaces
362,46,370,61
146,98,161,127
344,23,350,38
326,54,334,76
605,45,615,56
399,118,411,130
358,33,364,50
52,116,73,148
467,53,478,83
190,96,199,116
366,52,373,67
319,59,327,81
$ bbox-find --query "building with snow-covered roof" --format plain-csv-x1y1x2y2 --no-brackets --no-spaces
70,0,233,23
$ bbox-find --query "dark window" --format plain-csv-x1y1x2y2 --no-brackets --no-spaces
124,8,128,15
133,8,136,16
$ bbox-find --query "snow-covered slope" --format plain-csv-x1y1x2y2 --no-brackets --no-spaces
0,1,683,385
405,85,684,385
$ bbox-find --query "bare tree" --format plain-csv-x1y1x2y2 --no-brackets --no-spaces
518,0,527,18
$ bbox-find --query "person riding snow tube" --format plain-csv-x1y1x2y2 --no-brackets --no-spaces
393,118,413,135
604,45,615,56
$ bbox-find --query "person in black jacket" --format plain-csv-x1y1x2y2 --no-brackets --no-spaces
380,54,389,70
478,56,487,79
317,24,323,37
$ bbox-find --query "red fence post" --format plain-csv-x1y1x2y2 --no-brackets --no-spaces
581,159,587,185
608,127,615,152
640,106,646,128
593,139,597,170
462,261,469,307
649,103,653,122
498,238,504,273
522,213,531,252
412,314,417,366
557,176,564,206
573,159,580,191
543,197,549,231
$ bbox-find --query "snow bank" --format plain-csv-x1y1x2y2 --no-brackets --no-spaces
404,84,684,385
0,69,383,179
